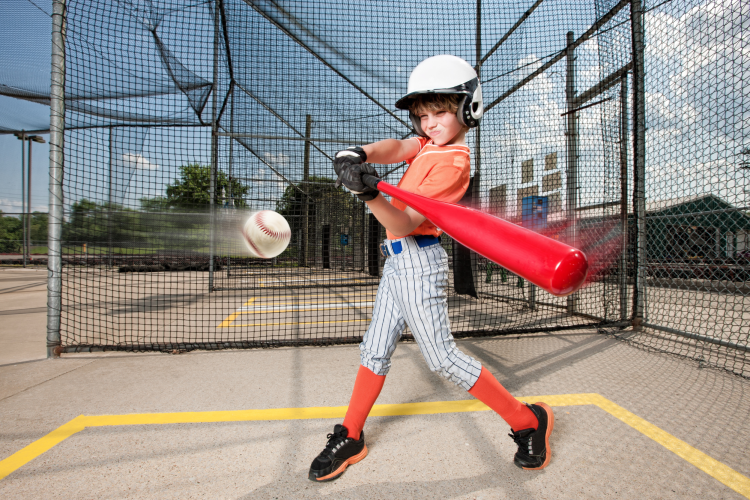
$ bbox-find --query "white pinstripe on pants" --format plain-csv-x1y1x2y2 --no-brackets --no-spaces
360,236,482,390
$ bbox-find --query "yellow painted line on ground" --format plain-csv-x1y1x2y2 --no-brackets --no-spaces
4,394,747,497
0,416,87,481
217,312,240,328
587,393,750,498
217,295,376,328
217,298,256,328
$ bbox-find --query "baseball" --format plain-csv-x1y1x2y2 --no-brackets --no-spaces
242,211,291,259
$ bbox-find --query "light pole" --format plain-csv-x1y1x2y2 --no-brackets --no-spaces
14,132,47,267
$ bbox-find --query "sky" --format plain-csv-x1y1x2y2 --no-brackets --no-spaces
0,133,51,215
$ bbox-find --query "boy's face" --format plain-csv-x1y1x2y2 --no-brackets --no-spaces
417,108,465,146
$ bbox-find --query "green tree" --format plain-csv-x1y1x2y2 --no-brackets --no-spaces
163,163,250,209
30,212,48,245
0,211,23,253
138,196,170,212
63,199,110,244
276,176,363,250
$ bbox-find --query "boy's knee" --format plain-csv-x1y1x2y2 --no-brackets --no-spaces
427,350,480,391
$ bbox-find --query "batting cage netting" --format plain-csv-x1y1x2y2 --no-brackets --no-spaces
1,0,748,377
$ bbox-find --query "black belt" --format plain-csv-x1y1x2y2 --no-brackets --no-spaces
380,235,440,257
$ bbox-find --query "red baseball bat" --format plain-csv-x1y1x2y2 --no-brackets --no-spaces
363,175,588,297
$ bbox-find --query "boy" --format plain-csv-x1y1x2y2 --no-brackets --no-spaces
308,55,554,482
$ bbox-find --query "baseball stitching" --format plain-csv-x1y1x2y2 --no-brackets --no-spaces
249,211,291,259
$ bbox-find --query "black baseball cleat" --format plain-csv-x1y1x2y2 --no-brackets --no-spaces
509,402,555,470
308,424,368,482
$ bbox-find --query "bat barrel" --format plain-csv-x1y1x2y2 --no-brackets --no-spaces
374,180,588,296
547,248,588,296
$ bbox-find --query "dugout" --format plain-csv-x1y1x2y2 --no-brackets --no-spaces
644,194,750,261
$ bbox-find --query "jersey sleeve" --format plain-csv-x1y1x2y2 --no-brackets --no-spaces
414,154,470,204
405,137,431,165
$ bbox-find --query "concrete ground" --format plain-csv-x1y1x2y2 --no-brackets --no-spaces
0,267,48,365
1,267,749,499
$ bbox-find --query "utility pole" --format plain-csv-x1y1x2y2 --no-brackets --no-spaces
15,132,46,267
20,131,26,268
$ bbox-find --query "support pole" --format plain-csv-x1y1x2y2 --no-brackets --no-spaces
208,0,220,292
47,0,66,358
565,31,579,314
107,127,113,268
302,114,311,267
359,199,365,271
631,0,647,327
473,0,481,295
619,75,629,322
28,139,33,261
21,132,27,268
227,87,234,277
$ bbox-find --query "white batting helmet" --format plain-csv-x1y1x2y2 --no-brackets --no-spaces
395,55,484,136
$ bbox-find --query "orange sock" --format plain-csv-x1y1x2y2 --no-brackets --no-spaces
468,367,538,431
342,365,386,440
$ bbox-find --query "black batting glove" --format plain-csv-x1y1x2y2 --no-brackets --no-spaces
333,147,367,184
339,163,380,201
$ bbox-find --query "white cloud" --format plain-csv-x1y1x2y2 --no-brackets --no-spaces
480,0,748,211
121,153,159,170
0,198,48,214
263,152,290,169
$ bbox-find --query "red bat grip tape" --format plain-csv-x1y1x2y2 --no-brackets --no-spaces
367,176,588,297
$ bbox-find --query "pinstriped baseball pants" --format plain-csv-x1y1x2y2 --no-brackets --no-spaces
360,237,483,390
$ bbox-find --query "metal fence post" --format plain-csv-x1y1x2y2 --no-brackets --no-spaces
565,30,579,314
28,139,33,260
631,0,647,327
619,74,629,322
107,126,113,268
226,87,234,277
474,0,482,297
21,131,27,268
208,0,220,292
302,114,312,267
47,0,66,358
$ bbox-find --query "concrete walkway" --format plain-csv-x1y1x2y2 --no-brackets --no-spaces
0,268,748,499
0,268,48,365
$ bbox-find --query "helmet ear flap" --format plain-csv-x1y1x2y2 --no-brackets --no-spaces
410,112,427,137
457,89,483,128
456,95,469,127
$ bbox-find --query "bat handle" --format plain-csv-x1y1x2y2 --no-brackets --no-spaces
362,173,382,191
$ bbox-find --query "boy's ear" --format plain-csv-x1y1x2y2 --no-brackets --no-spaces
409,111,427,137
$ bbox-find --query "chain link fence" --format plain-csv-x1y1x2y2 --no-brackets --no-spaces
1,0,747,376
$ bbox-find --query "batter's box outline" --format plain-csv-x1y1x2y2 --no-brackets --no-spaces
0,393,748,497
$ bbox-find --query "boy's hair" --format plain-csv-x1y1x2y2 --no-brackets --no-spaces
408,93,463,116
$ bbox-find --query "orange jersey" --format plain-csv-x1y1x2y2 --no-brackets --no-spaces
385,136,471,240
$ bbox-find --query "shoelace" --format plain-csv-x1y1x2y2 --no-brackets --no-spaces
509,432,533,455
324,431,349,452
